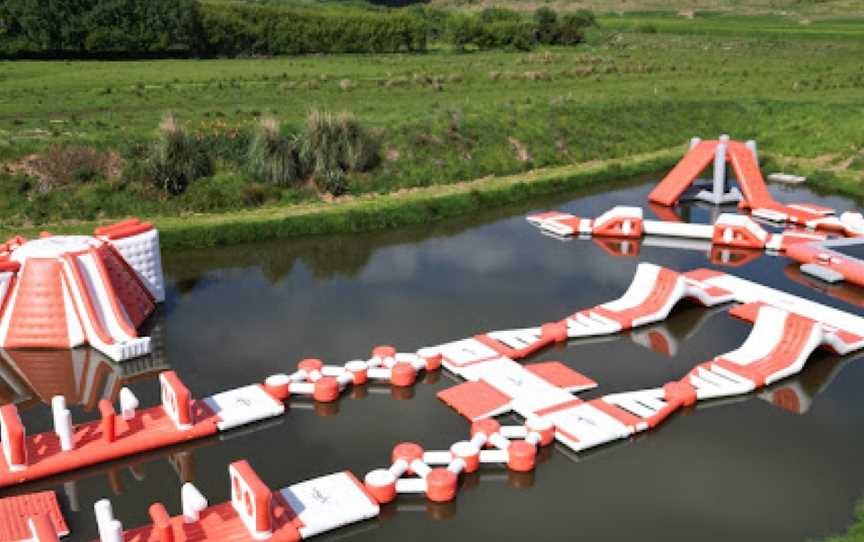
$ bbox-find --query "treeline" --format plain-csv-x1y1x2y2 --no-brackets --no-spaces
0,0,595,58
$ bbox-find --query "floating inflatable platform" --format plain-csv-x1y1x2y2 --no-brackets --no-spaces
0,219,165,362
527,205,829,251
88,263,864,542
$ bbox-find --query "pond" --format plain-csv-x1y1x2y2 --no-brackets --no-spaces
2,175,864,542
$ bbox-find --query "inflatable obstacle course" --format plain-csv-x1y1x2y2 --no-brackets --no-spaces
84,263,864,542
0,220,165,362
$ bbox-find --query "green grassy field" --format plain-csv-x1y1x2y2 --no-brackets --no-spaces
1,16,863,229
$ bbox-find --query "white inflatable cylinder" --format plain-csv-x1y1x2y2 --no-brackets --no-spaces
719,133,730,143
470,433,487,449
479,449,509,463
396,478,427,494
447,458,466,475
713,142,727,204
95,500,122,542
51,396,67,434
119,388,139,421
182,482,208,523
335,372,354,388
51,396,73,451
642,220,714,239
488,432,511,451
410,459,431,479
57,410,73,452
389,458,409,478
525,432,542,446
423,451,453,465
367,367,392,381
320,366,345,377
689,137,702,150
288,371,306,382
288,382,314,395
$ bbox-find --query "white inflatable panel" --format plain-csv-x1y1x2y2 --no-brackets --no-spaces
436,338,500,371
204,384,284,431
467,358,576,418
278,471,379,539
109,229,166,302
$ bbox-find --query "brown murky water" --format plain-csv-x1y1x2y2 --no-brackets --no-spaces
2,176,863,542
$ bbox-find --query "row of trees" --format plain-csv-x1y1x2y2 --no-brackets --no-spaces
0,1,596,58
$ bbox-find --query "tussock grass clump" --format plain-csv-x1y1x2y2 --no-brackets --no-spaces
147,114,213,195
299,110,381,196
248,117,301,187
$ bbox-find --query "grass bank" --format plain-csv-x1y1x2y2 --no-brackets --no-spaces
0,148,680,248
2,29,863,227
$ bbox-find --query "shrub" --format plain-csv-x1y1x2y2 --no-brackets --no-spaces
534,7,559,44
298,110,381,196
147,113,212,195
556,12,594,45
248,117,301,187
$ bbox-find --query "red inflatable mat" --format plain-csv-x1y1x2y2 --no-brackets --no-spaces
0,491,68,541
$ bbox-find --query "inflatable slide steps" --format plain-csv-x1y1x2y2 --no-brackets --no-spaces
0,349,444,488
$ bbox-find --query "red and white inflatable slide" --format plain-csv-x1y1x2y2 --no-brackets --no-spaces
0,219,165,362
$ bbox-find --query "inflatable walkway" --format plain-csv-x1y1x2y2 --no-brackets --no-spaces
528,205,827,251
0,220,166,362
84,263,864,542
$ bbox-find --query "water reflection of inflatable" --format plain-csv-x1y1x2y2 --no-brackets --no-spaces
0,317,168,413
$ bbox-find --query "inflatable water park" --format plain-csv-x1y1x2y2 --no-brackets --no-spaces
2,136,864,542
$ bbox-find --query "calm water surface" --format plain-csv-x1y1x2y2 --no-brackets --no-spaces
2,176,864,541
